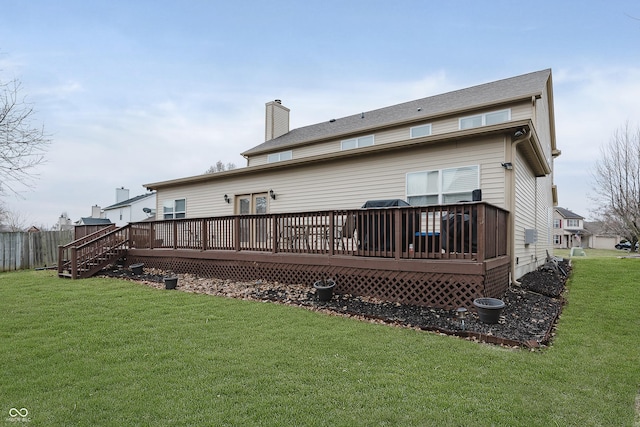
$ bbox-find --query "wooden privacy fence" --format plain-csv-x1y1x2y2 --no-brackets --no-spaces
1,231,74,271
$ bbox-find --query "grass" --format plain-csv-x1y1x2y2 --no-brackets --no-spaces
1,263,639,426
554,247,633,259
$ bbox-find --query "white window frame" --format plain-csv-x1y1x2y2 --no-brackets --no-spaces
410,124,432,139
459,109,511,130
554,235,562,245
163,198,186,219
566,219,580,228
554,219,561,229
406,165,479,206
267,150,292,163
341,135,374,150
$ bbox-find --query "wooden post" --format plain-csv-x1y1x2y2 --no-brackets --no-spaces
234,216,241,252
476,203,485,261
173,221,178,250
201,219,207,251
71,247,78,279
329,213,335,256
394,208,401,260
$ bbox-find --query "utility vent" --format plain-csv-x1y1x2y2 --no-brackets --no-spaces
524,229,538,245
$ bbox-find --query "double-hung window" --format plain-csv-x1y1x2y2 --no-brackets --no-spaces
341,135,374,150
406,165,479,205
459,109,511,130
163,198,186,219
267,150,292,163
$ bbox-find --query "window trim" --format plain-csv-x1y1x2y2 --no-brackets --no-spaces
163,198,186,219
459,109,511,130
267,150,292,163
341,135,375,151
406,165,479,206
566,219,580,228
410,124,432,139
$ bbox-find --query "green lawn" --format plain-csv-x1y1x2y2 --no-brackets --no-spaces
554,247,633,259
1,261,639,426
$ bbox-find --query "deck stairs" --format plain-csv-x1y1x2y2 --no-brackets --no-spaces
58,224,131,279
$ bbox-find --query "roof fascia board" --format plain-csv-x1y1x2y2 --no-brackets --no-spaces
524,124,552,176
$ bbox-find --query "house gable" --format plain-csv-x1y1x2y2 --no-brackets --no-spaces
242,69,553,163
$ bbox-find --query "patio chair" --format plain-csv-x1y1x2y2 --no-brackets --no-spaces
336,215,357,250
278,219,309,250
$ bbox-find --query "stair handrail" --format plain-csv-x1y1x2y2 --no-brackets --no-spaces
59,224,131,278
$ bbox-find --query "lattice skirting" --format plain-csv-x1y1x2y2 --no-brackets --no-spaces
126,255,509,310
483,261,510,298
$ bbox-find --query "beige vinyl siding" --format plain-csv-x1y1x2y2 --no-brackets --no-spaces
535,169,555,261
534,87,554,165
509,102,534,122
513,150,538,278
247,101,533,167
155,136,509,220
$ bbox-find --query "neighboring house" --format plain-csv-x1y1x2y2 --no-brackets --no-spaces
145,69,560,280
553,207,589,248
56,213,74,232
103,188,157,226
584,221,621,250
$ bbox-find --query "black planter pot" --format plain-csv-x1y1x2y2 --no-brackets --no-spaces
473,298,505,324
164,276,178,290
313,280,336,302
130,263,144,275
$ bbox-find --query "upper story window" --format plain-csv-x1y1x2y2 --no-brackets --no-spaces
459,109,511,130
554,219,561,229
163,198,186,219
410,124,432,139
406,165,479,205
267,150,292,163
566,219,580,228
341,135,374,150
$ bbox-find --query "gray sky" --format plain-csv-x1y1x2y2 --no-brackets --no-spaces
1,0,639,227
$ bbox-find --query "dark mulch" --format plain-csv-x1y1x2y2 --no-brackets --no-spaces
98,259,570,348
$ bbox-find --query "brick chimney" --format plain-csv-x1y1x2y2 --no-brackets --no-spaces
265,99,290,141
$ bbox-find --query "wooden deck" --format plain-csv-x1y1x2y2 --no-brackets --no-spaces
59,202,510,309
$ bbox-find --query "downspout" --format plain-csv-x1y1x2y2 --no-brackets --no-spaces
507,127,532,285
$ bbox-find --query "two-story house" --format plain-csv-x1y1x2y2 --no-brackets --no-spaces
103,188,156,227
553,207,588,248
145,69,559,282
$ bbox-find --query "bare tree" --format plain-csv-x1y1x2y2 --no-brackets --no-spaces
0,205,31,231
592,122,640,248
0,77,51,195
204,160,236,174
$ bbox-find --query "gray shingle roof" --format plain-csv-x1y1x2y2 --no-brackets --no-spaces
78,217,113,225
556,207,584,219
242,69,551,156
104,193,154,210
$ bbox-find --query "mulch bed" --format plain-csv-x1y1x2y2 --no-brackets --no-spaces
98,259,570,349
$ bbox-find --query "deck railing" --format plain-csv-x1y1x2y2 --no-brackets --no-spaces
130,202,508,262
58,225,129,278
